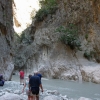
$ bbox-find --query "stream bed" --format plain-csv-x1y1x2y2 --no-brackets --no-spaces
11,75,100,100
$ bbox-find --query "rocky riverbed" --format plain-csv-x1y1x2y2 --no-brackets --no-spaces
0,81,92,100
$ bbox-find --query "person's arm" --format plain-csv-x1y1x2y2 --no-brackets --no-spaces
29,79,31,91
40,84,43,92
29,84,31,90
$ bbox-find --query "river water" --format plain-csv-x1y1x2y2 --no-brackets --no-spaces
11,75,100,100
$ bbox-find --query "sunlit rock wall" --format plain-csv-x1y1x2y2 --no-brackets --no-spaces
0,0,14,80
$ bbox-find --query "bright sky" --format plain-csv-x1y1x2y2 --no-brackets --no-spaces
13,0,40,35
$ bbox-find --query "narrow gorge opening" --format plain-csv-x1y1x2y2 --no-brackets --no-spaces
12,0,40,35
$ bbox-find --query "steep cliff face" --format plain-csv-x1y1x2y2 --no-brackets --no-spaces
14,0,100,83
0,0,14,80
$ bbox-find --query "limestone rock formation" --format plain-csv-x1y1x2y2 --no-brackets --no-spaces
0,0,14,80
13,0,100,83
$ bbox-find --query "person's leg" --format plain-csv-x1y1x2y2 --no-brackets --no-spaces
35,88,39,100
28,91,33,100
20,78,22,84
30,90,36,100
31,95,35,100
31,87,39,100
28,95,33,100
28,95,30,100
22,79,24,85
30,96,33,100
36,95,39,100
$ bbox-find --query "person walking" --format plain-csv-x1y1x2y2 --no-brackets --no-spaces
22,74,33,100
0,75,5,86
34,71,43,92
35,72,42,80
29,74,43,100
19,70,24,85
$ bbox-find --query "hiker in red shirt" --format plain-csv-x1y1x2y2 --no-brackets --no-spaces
19,70,24,85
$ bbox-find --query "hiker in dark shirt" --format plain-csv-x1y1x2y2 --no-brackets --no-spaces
0,75,5,86
29,75,43,100
34,71,43,91
34,71,43,81
35,72,42,80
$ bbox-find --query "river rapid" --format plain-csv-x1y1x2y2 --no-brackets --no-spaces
11,75,100,100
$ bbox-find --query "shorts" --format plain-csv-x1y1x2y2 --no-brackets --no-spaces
20,76,24,79
31,87,39,95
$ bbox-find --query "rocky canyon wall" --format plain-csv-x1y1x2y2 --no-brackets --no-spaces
0,0,14,80
13,0,100,83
